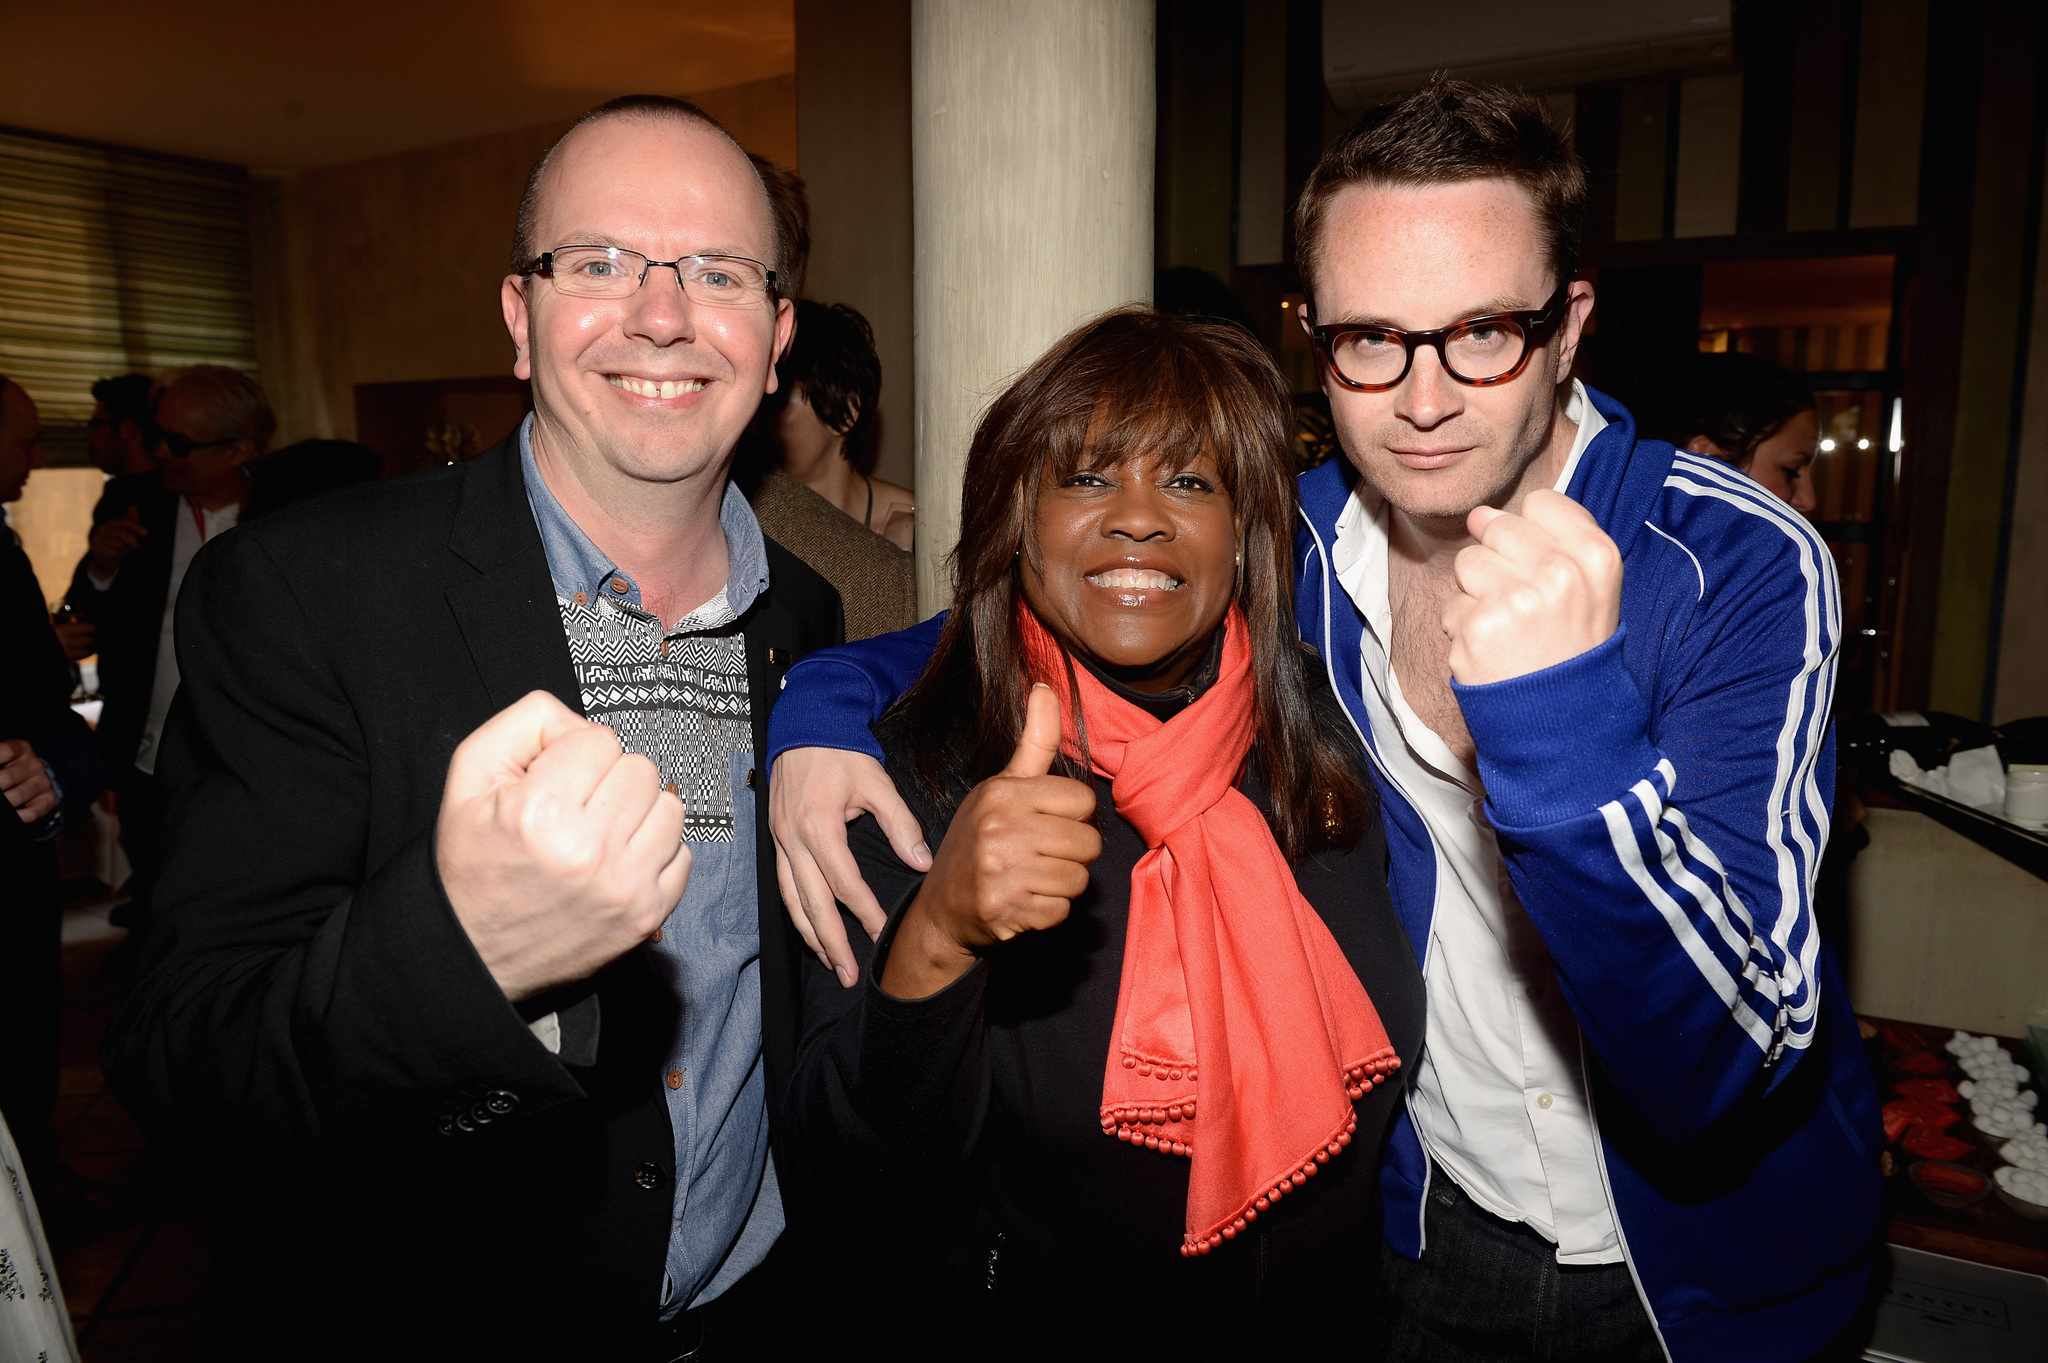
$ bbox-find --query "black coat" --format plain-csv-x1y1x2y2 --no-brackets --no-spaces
67,470,180,779
2,527,101,827
779,685,1426,1351
101,438,843,1357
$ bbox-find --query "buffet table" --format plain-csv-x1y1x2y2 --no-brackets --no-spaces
1864,1015,2048,1277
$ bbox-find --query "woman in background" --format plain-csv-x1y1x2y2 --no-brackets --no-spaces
773,300,914,549
1671,350,1819,516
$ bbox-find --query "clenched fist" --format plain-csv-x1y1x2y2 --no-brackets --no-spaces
880,684,1101,1000
1442,489,1622,686
436,690,691,1001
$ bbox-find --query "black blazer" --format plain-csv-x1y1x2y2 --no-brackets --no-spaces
102,438,842,1357
780,690,1427,1350
67,470,180,779
3,530,103,853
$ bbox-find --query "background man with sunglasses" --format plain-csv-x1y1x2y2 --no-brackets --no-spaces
69,363,271,954
105,95,841,1359
767,78,1879,1363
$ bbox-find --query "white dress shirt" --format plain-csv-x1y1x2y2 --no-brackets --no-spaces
131,499,239,776
1330,381,1624,1264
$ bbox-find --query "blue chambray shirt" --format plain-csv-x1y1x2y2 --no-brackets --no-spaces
519,418,782,1316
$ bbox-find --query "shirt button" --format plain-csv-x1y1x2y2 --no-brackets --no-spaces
666,1069,684,1090
572,591,588,606
610,577,629,594
633,1162,667,1191
660,638,669,658
1537,1092,1555,1110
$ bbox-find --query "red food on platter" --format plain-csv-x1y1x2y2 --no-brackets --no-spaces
1899,1129,1976,1162
1893,1078,1961,1105
1882,1099,1959,1132
1880,1023,1928,1051
1914,1163,1987,1195
1889,1051,1949,1076
1882,1106,1911,1144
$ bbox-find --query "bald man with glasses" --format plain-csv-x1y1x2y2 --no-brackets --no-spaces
105,97,842,1360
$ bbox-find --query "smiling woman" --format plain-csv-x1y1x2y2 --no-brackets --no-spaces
778,307,1426,1345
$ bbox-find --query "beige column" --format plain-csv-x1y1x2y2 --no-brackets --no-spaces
911,0,1155,614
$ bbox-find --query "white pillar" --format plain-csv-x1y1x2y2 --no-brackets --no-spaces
911,0,1155,614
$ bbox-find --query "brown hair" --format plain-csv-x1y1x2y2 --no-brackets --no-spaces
153,365,275,454
748,154,811,298
1294,74,1585,304
778,301,881,471
892,307,1370,861
510,95,788,288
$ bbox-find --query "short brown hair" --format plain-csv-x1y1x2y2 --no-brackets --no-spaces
1294,75,1585,303
510,95,789,288
749,154,810,298
779,301,880,470
153,365,275,454
891,307,1371,861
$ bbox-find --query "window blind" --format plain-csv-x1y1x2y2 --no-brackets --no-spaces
0,125,257,465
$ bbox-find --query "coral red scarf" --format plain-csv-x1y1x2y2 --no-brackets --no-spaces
1019,604,1399,1256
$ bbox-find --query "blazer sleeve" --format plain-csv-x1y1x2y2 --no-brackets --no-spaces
764,612,945,766
778,808,990,1215
103,530,585,1153
1456,529,1838,1145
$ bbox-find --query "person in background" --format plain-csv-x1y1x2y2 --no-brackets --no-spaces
1669,351,1819,517
772,300,913,549
66,365,272,957
244,437,382,518
85,372,155,478
744,298,917,638
0,375,105,1191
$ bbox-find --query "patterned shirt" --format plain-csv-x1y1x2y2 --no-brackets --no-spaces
519,419,782,1315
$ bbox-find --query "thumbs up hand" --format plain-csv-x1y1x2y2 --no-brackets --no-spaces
879,684,1101,1000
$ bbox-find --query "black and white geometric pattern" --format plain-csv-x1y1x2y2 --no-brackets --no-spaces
559,588,751,843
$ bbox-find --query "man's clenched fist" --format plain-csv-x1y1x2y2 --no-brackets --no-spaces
436,690,690,1001
1442,489,1623,687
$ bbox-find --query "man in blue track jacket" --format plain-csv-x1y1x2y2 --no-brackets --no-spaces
763,79,1883,1363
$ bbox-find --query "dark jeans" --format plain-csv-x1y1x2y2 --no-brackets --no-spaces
1379,1163,1663,1363
108,764,164,937
0,836,60,1183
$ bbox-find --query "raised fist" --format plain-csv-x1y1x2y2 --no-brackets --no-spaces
435,690,691,1001
1442,489,1623,687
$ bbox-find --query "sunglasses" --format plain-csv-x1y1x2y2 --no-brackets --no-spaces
151,426,238,459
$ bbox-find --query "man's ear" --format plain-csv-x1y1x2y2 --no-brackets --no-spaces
765,297,796,395
501,275,533,381
1552,279,1595,380
1685,434,1730,458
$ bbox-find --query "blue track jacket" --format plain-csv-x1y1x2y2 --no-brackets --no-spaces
766,388,1884,1363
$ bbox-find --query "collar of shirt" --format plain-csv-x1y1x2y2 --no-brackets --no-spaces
1332,377,1604,586
518,413,770,627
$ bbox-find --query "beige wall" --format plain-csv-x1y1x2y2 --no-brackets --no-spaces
795,0,914,492
254,75,798,448
1845,809,2048,1034
6,468,104,609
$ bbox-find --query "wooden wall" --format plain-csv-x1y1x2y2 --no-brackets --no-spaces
252,75,798,449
